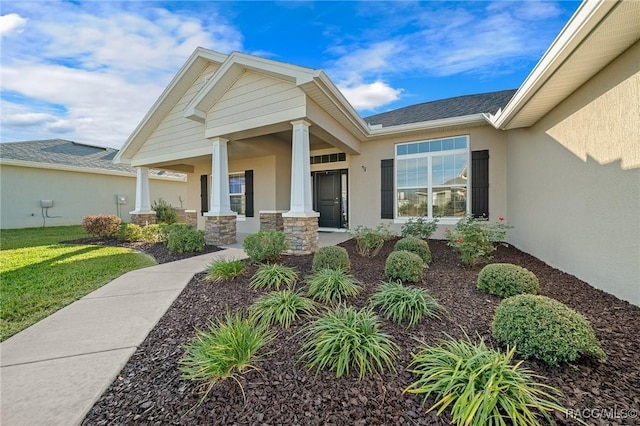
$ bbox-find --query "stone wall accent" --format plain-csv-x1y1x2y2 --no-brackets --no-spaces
283,216,319,255
204,215,237,245
260,211,284,231
130,212,156,226
173,208,186,223
185,210,197,228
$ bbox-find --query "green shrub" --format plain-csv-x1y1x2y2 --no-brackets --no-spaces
385,250,424,283
82,214,122,238
374,223,396,241
159,222,189,243
477,263,539,298
179,311,274,410
404,335,569,426
299,306,398,379
152,198,177,224
312,246,350,272
166,226,206,254
492,294,605,365
250,289,316,329
307,268,361,305
243,230,289,263
445,215,511,266
401,217,439,240
370,281,444,328
394,236,432,265
117,223,143,242
348,225,385,257
141,224,163,243
206,259,244,282
249,264,298,290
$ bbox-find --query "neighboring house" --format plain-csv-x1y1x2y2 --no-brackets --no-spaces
115,1,639,305
0,139,187,229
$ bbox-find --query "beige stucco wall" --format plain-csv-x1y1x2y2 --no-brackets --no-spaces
0,164,186,229
349,125,508,238
506,41,640,305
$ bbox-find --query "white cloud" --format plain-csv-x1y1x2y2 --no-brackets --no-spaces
338,81,402,111
0,13,27,36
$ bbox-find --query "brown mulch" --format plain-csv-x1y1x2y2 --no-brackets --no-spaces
83,239,640,425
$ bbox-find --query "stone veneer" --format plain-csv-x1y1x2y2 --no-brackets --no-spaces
204,215,237,245
283,216,319,255
185,210,197,228
259,211,284,231
130,212,156,226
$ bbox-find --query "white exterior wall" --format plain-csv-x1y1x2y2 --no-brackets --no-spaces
0,165,186,229
506,42,640,305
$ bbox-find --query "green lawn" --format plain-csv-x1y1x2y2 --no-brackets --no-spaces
0,225,156,341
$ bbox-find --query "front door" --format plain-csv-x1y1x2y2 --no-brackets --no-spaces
314,171,342,228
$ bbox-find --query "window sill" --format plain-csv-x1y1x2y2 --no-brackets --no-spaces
236,216,246,222
394,217,461,226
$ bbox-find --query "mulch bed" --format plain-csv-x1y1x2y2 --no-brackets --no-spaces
83,239,640,425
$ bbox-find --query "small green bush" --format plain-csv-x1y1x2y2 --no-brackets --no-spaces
166,225,206,254
249,264,298,290
82,214,122,238
159,222,188,243
250,289,316,329
401,217,439,240
307,268,361,305
312,246,350,272
243,230,290,263
370,281,444,328
152,198,177,224
117,223,143,242
477,263,539,298
141,224,162,243
394,237,432,265
206,259,244,282
348,225,386,257
445,215,511,266
179,311,273,410
385,250,424,283
299,306,398,379
404,335,569,426
492,294,605,366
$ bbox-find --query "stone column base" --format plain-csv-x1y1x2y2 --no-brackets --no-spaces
185,210,197,228
130,212,157,226
260,211,284,231
204,214,237,245
283,215,319,255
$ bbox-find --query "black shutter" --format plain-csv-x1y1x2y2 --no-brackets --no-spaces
381,159,394,219
200,175,208,216
245,170,254,217
471,150,489,218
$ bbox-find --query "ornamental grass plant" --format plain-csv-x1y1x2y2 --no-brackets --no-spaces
306,268,361,305
404,335,571,426
299,306,398,379
370,281,445,328
249,264,298,290
250,289,316,329
205,259,245,282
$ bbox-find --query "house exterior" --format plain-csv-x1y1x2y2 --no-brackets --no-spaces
115,0,639,305
0,139,187,229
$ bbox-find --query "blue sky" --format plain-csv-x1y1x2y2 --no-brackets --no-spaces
1,0,581,148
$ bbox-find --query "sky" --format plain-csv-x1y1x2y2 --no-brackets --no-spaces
0,0,581,149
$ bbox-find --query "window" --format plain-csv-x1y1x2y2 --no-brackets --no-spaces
396,136,469,219
229,172,245,216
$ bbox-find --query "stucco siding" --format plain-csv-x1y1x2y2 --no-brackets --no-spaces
0,165,186,229
349,125,508,238
506,42,640,305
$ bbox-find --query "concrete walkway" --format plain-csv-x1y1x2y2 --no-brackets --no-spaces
0,232,352,426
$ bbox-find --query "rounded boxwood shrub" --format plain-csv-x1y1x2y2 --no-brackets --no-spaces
82,214,121,238
492,294,605,366
385,250,424,283
477,263,539,298
243,230,290,263
117,223,143,242
312,246,350,272
394,237,432,265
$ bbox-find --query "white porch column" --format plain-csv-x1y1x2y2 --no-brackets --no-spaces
131,167,152,213
287,120,317,216
206,137,235,216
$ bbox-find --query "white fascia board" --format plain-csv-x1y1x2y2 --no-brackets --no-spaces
488,0,616,130
115,47,228,164
368,114,488,137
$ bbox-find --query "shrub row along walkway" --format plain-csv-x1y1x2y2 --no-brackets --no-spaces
0,248,247,426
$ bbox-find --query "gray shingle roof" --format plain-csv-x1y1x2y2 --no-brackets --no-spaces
0,139,184,179
364,89,517,127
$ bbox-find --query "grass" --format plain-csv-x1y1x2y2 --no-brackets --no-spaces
0,225,156,341
306,268,361,305
370,281,445,328
249,263,298,290
250,289,316,329
205,258,245,282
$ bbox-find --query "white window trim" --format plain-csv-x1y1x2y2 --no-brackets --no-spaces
229,172,246,219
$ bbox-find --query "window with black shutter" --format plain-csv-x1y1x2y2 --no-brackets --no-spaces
471,150,489,218
245,170,254,217
381,159,394,219
200,174,208,215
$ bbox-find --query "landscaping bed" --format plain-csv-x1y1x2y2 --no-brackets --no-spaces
83,239,640,425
